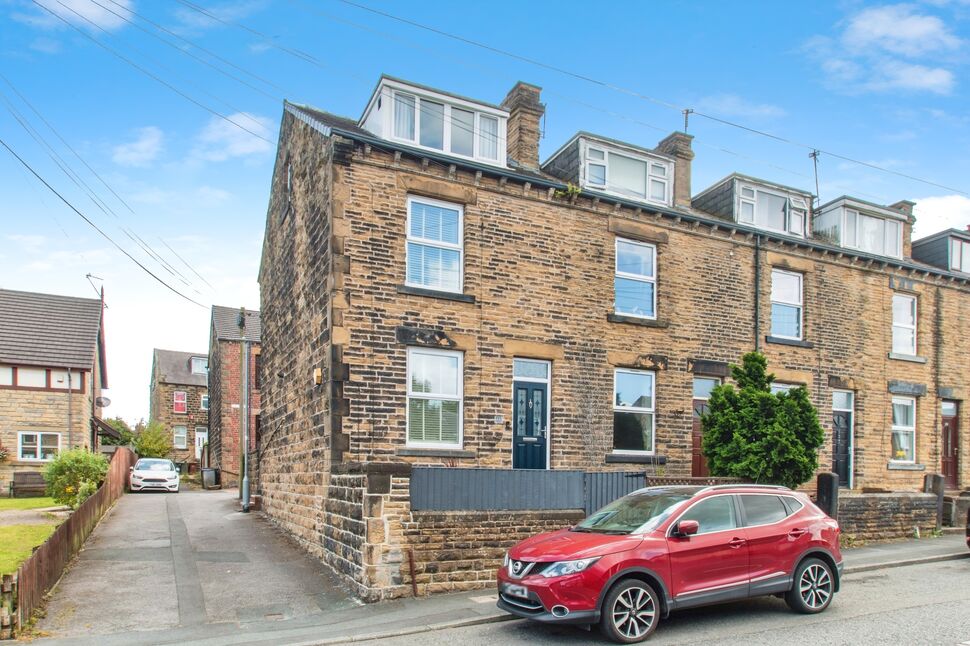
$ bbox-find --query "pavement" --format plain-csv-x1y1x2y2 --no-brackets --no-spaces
29,492,969,646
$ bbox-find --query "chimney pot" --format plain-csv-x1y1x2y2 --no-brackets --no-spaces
501,82,544,170
655,132,695,209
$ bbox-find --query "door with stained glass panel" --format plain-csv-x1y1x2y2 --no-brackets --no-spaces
512,359,549,470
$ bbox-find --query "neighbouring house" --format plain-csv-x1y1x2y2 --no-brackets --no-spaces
148,349,209,468
257,75,970,600
207,305,261,486
1,288,115,494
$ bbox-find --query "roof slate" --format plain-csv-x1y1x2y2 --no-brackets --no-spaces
153,348,208,387
211,305,261,342
0,288,103,369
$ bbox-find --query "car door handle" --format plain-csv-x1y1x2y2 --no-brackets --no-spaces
788,528,808,538
728,537,746,548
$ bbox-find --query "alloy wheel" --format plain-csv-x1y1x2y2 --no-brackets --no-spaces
611,585,656,640
798,563,832,609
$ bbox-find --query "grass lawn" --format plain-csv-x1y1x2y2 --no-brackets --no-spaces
0,497,56,511
0,523,57,574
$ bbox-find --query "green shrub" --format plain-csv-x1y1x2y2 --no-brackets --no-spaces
101,417,135,446
43,449,109,509
133,420,173,458
702,351,825,489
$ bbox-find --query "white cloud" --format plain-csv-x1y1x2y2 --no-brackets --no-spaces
843,4,962,57
112,126,164,167
13,0,133,31
193,112,274,162
913,195,970,238
6,233,48,252
805,4,964,95
695,94,786,119
173,1,266,30
29,37,61,54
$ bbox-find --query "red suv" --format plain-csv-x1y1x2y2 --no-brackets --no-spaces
497,484,842,643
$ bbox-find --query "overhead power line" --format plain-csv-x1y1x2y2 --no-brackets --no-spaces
30,0,273,145
336,0,968,197
0,136,205,308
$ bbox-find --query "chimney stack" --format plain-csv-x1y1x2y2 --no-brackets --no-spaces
501,82,544,170
889,200,916,258
656,132,695,209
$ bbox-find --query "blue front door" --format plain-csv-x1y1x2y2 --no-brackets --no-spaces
513,380,547,469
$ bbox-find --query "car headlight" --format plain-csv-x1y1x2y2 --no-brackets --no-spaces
168,474,179,481
131,474,142,480
539,557,600,578
503,552,510,567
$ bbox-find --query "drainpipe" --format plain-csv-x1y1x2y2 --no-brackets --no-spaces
754,235,762,351
239,308,251,513
67,368,73,450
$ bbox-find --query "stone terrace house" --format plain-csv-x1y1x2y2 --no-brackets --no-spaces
207,305,261,486
258,75,970,599
149,349,209,467
1,288,112,493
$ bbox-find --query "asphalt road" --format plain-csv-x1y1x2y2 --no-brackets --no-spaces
367,559,970,646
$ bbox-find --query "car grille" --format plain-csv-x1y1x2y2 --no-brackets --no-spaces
143,478,167,483
499,593,544,613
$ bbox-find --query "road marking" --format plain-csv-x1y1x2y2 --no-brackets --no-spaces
167,496,207,627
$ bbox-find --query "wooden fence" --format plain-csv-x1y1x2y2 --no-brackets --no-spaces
0,447,135,638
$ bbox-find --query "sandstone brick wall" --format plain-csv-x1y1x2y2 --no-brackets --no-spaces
208,338,261,485
1,371,95,492
837,492,938,542
148,381,208,464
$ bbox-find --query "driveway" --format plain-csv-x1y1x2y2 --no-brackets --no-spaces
35,490,355,643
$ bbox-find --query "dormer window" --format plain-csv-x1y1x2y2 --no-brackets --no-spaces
737,184,807,237
382,87,503,164
191,357,208,375
581,139,672,206
813,198,905,259
950,238,970,272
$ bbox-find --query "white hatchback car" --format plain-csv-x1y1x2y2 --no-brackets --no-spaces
129,458,180,493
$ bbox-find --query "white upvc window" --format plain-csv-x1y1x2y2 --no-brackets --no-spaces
173,391,187,414
0,365,11,386
891,293,917,355
390,90,503,163
891,397,916,463
950,238,970,272
18,432,60,461
842,208,902,258
173,425,188,450
770,269,803,340
406,347,463,448
737,184,806,236
191,357,208,375
582,141,672,206
613,369,655,454
614,238,657,319
201,394,210,411
17,367,47,388
405,196,463,293
770,382,798,395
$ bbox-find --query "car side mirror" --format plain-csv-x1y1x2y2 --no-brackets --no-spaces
129,466,134,472
675,520,699,537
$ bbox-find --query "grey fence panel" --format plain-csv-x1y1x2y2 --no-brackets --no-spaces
410,468,585,511
584,471,646,515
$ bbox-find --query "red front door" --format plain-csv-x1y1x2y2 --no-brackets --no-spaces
691,398,710,478
942,401,959,489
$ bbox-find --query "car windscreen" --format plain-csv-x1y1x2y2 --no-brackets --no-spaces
574,490,692,534
135,460,174,471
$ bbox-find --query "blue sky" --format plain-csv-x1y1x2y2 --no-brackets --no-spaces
2,0,969,423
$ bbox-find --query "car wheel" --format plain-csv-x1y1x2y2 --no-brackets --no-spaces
599,579,660,644
786,558,834,614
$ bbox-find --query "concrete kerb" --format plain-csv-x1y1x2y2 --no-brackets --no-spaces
305,549,970,646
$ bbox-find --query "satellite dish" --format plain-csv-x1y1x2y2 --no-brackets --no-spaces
96,396,111,407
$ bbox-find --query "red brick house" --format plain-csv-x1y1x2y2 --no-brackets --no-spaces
149,349,209,466
207,306,261,486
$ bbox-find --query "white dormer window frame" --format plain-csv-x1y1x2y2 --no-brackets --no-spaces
840,207,902,259
736,182,807,237
580,139,672,207
365,82,507,167
949,237,970,272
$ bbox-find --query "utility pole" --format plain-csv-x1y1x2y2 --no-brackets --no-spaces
239,307,250,512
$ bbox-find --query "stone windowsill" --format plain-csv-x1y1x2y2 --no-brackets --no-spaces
396,285,475,304
886,461,926,471
888,352,928,364
397,447,477,459
607,313,670,328
605,453,668,465
765,336,814,349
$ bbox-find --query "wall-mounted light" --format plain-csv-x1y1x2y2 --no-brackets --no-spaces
313,367,323,385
